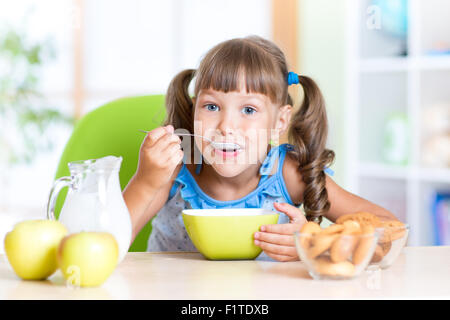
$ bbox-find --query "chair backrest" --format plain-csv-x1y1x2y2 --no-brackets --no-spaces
53,95,166,252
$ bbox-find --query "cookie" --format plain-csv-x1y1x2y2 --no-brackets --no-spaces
380,240,392,255
314,256,356,277
300,221,322,234
336,212,381,228
319,223,344,235
341,220,361,235
370,245,384,263
329,220,361,263
299,221,322,249
308,234,339,259
352,224,376,265
378,220,406,243
330,234,358,263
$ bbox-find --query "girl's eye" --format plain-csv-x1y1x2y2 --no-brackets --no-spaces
205,104,219,112
242,106,256,115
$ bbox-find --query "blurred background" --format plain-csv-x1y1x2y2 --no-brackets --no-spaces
0,0,449,252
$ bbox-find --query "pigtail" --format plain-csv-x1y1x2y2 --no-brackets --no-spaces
288,75,335,224
164,69,197,164
164,69,196,133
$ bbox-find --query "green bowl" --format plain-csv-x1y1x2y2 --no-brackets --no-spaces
182,208,279,260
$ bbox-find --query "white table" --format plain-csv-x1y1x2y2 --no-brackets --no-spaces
1,246,449,299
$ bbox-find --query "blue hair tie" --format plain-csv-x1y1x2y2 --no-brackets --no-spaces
287,71,300,85
324,166,334,176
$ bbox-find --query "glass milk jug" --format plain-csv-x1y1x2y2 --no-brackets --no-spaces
46,156,132,263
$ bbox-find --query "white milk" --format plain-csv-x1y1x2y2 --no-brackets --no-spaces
58,156,132,263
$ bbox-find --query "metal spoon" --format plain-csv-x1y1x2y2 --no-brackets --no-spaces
138,130,241,150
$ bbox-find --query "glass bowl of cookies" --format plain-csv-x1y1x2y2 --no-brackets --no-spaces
294,220,379,280
336,212,409,269
373,222,409,268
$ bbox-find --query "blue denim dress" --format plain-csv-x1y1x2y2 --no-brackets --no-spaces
147,143,334,259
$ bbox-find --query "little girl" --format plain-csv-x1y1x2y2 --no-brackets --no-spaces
123,36,398,262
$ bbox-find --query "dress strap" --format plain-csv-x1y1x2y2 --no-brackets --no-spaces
257,144,287,186
195,162,202,175
259,145,282,176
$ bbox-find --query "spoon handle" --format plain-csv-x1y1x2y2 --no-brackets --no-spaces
138,130,212,142
175,133,212,142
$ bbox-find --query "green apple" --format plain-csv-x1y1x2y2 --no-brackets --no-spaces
4,219,68,280
57,231,119,287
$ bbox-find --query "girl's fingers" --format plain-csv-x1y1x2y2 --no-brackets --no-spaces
165,125,174,134
142,127,167,148
263,251,298,262
273,202,306,224
163,141,183,159
161,148,184,167
254,239,297,257
152,133,182,154
254,231,294,246
260,223,301,235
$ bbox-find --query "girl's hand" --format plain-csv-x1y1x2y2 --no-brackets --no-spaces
254,202,308,262
135,125,184,193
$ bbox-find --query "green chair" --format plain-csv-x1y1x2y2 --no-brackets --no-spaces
53,95,166,252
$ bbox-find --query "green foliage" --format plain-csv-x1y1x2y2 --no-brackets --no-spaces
0,25,73,166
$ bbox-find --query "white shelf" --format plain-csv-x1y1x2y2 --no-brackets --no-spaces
418,55,450,70
346,0,450,246
358,163,450,184
418,167,450,183
358,163,409,180
359,55,450,73
359,57,409,73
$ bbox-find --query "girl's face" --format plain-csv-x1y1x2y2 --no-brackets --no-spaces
193,83,291,178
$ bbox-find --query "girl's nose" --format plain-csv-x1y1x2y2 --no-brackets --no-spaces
217,112,238,136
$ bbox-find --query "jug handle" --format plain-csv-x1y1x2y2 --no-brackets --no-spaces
47,176,72,220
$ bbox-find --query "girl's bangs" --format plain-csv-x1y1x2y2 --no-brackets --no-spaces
195,43,285,104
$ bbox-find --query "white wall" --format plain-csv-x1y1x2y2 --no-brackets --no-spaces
0,0,272,252
298,0,348,186
83,0,271,113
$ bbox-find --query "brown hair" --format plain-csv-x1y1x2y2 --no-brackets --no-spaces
164,36,335,223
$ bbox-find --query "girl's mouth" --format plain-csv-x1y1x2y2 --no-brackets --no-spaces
213,146,243,159
207,140,245,159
